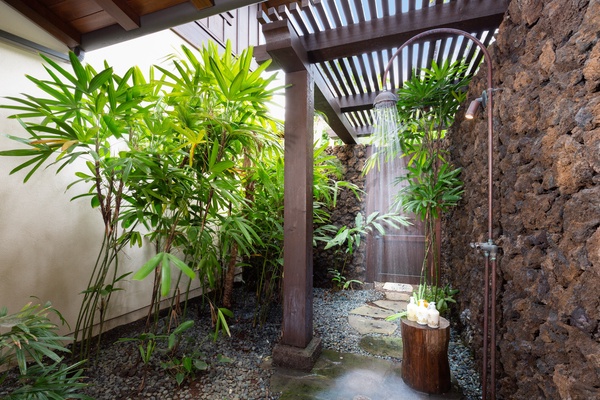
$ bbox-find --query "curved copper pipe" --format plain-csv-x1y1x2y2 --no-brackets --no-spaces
378,28,496,399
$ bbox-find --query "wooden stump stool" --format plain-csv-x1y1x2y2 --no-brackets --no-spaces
401,317,451,394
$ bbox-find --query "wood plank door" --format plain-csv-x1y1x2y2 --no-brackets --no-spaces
364,148,426,284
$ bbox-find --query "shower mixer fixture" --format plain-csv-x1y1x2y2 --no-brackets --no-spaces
470,240,499,261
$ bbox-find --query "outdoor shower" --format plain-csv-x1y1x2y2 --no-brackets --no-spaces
373,28,500,400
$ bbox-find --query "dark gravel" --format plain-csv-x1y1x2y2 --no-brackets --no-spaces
0,287,482,399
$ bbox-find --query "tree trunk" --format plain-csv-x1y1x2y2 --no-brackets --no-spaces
401,317,451,394
222,243,238,309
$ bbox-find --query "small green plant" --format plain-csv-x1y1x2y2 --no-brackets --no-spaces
412,284,459,314
209,302,233,342
161,352,208,386
327,268,364,290
0,301,90,399
317,211,409,290
385,284,458,322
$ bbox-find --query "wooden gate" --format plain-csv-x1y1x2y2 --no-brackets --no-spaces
364,149,426,284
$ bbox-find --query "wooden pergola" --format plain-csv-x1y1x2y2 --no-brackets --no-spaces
2,0,509,370
254,0,508,369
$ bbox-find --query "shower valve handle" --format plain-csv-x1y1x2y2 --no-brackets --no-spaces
470,240,499,260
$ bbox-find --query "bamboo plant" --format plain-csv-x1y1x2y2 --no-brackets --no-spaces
393,60,469,305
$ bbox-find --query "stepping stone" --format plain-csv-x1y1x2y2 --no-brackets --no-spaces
350,305,394,319
385,291,411,301
381,282,413,301
373,299,408,313
348,315,397,335
382,282,413,292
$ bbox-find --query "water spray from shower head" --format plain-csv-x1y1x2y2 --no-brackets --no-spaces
373,90,398,109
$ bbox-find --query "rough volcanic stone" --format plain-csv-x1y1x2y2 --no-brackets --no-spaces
442,1,600,399
313,145,368,286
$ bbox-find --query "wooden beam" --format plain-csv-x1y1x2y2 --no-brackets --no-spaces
189,0,215,10
261,19,309,72
259,20,357,143
338,92,377,113
94,0,140,31
4,0,81,48
314,72,358,144
81,0,262,51
303,0,508,62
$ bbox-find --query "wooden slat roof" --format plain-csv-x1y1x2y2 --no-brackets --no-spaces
256,0,508,143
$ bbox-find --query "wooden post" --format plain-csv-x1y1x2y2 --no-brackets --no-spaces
281,68,315,348
401,317,451,394
261,19,322,371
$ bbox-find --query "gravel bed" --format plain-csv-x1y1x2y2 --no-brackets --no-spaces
1,287,482,399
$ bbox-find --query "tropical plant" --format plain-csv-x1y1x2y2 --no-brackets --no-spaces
411,284,459,314
0,40,283,354
0,52,157,359
0,301,90,399
317,211,410,290
238,139,363,322
393,59,470,303
386,284,459,322
129,41,282,328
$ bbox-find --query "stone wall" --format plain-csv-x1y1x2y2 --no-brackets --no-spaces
313,144,368,287
443,0,600,398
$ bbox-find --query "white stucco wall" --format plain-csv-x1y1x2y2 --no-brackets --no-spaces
0,5,200,334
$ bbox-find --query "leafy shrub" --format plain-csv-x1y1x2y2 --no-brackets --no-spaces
0,302,90,399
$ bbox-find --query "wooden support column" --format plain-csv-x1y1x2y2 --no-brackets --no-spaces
263,19,322,371
281,68,314,348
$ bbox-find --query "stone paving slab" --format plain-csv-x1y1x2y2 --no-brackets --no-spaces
382,282,414,292
373,299,408,313
348,314,397,335
385,291,411,301
349,304,395,319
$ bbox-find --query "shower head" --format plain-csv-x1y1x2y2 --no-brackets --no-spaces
373,90,398,109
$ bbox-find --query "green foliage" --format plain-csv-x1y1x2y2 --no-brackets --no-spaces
0,302,89,399
0,50,157,359
412,284,459,315
0,40,284,349
161,352,208,386
392,60,471,290
327,268,363,291
3,360,91,400
123,41,282,328
321,212,409,255
210,305,233,342
317,211,409,290
385,285,458,322
118,318,233,386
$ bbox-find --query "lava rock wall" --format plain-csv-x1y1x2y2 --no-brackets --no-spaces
443,0,600,398
313,144,367,286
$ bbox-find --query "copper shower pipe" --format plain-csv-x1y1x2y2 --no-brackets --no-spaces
378,28,497,400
